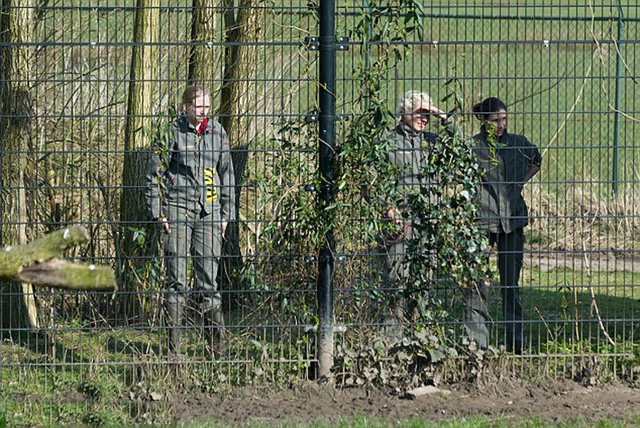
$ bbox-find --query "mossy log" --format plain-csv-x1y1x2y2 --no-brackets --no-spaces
0,226,116,291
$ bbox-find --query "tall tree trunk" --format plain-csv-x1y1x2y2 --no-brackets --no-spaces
220,0,263,143
119,0,159,322
218,0,264,308
188,0,219,85
0,0,38,329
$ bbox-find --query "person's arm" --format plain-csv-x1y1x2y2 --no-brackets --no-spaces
428,104,465,140
218,127,235,236
145,129,171,233
525,164,540,182
427,104,447,122
524,141,542,183
379,140,403,221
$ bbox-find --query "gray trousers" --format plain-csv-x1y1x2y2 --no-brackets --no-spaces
464,228,526,351
164,204,223,313
382,223,433,323
383,236,407,320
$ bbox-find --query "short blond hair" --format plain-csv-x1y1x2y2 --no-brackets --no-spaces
396,90,433,117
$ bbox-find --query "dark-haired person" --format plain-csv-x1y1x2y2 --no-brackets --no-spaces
467,97,541,354
145,85,235,357
378,90,449,339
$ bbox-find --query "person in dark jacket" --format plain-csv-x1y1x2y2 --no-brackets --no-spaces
379,90,449,339
145,85,236,357
467,97,541,354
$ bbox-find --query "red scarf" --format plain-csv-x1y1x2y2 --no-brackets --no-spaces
197,118,209,135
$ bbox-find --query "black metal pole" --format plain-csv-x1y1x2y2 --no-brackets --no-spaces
316,0,336,379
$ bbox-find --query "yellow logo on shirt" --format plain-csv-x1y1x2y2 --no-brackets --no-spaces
204,168,218,202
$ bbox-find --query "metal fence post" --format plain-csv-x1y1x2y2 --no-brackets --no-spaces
316,0,336,379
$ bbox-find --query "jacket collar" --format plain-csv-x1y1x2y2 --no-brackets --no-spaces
396,121,421,138
480,125,509,143
179,115,211,135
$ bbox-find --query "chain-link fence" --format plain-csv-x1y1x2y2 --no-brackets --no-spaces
1,1,639,425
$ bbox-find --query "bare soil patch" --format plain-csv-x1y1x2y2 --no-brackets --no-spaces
171,379,640,426
525,245,640,272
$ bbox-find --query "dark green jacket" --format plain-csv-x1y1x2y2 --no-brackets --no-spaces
145,115,236,222
473,128,541,234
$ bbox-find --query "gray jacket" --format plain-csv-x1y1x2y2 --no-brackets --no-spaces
385,122,440,214
145,115,236,222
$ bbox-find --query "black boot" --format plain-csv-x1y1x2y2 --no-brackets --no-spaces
166,299,183,357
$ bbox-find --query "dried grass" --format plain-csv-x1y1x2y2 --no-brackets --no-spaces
526,181,640,252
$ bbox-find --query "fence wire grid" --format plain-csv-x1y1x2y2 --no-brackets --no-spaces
1,1,640,426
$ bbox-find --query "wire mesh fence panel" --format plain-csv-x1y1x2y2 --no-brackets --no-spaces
0,1,639,426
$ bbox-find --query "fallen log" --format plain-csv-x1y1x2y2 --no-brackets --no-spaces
0,226,117,291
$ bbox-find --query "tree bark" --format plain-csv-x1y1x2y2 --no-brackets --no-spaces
220,0,263,144
119,0,160,319
188,0,220,85
215,0,264,308
0,0,38,329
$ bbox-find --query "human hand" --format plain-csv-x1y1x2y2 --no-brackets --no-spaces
386,207,403,225
427,105,447,122
157,217,170,233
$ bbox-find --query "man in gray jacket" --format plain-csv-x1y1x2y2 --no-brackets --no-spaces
146,85,235,357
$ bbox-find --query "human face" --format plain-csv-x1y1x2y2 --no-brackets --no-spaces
483,110,507,138
184,94,210,127
403,106,430,133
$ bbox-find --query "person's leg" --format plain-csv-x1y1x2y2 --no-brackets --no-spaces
163,205,195,355
463,232,494,349
384,238,406,320
192,210,224,356
380,233,409,342
463,282,490,349
497,229,525,353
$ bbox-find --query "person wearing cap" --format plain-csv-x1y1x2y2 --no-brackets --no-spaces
467,97,541,354
145,85,236,358
377,90,450,339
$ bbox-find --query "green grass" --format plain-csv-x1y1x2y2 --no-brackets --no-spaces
42,415,640,427
522,266,640,345
153,414,640,428
0,323,312,426
416,261,640,368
